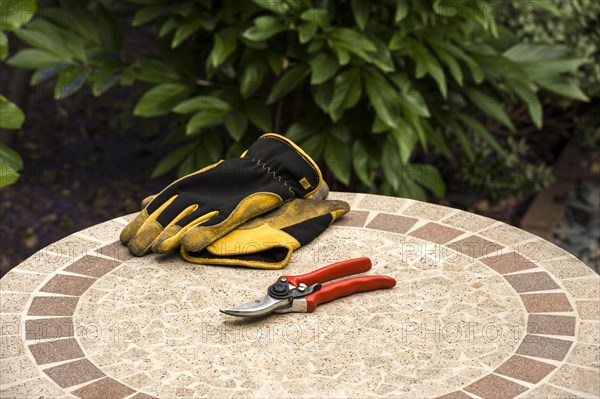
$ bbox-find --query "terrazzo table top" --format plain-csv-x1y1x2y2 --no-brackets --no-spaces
1,192,599,399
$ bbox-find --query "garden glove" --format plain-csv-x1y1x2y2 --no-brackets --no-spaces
120,133,327,256
180,198,350,269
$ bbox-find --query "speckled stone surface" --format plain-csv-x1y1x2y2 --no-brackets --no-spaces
1,192,598,399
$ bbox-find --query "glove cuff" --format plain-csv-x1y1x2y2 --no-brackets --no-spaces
244,133,326,199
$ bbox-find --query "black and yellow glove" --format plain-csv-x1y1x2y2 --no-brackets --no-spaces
120,134,327,256
180,199,349,269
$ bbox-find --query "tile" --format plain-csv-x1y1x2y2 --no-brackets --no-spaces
0,335,25,358
442,212,497,232
514,240,571,263
96,241,133,262
503,272,559,293
28,338,85,365
71,377,135,399
576,300,600,320
0,313,21,335
447,236,503,260
334,210,369,227
131,393,159,399
549,364,600,396
480,224,535,246
463,374,527,399
79,220,126,243
44,358,104,388
0,292,29,313
403,202,454,220
0,271,46,293
578,322,600,345
527,314,576,336
520,384,579,399
516,334,572,360
358,194,406,213
562,277,600,300
40,274,96,296
0,377,67,399
64,255,121,278
366,213,418,234
494,355,555,384
567,343,600,368
520,293,573,313
16,251,70,274
409,223,464,244
25,317,74,340
480,252,537,275
44,235,100,261
435,391,473,399
28,296,79,316
540,257,597,279
0,356,40,385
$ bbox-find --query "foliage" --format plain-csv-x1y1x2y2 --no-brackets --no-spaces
455,137,554,204
501,0,600,99
4,0,589,199
0,0,34,187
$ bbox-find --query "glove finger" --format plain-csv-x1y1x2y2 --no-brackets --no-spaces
152,207,220,254
125,195,180,256
119,194,159,246
141,195,156,209
181,192,283,252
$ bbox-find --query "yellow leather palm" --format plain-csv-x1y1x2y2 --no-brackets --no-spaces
181,199,349,269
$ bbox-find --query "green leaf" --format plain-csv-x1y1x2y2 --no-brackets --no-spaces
469,88,515,131
159,16,179,37
267,64,310,104
54,68,87,100
0,0,36,30
391,123,417,162
173,96,231,114
211,27,238,68
7,49,62,69
130,58,182,84
224,110,248,140
536,76,589,102
286,118,324,143
432,45,463,86
0,161,19,187
240,60,265,99
243,16,286,42
363,68,398,128
458,114,505,156
134,83,188,117
186,110,225,134
253,0,291,15
172,16,204,48
298,22,317,44
300,8,329,28
509,82,543,128
132,4,171,26
329,28,377,62
309,52,339,85
382,136,401,191
0,31,8,60
312,80,334,114
0,96,24,129
351,0,370,30
352,140,373,187
451,123,475,161
408,163,445,197
151,145,193,178
366,34,395,73
243,100,272,131
96,3,122,53
0,142,23,170
410,40,446,98
329,67,362,122
395,0,409,22
325,136,351,185
503,44,585,78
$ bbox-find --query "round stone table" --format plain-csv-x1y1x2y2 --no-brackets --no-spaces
1,193,599,399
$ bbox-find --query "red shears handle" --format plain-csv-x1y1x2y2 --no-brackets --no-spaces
281,257,372,287
304,276,396,312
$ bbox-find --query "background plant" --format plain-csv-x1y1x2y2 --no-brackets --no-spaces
3,0,590,198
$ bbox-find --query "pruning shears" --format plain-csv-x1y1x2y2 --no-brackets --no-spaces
220,257,396,317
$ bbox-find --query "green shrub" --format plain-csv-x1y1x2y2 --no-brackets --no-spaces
5,0,588,198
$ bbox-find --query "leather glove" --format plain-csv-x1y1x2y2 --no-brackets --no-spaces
180,198,349,269
120,133,327,256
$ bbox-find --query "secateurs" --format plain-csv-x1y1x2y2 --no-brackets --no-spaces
220,257,396,317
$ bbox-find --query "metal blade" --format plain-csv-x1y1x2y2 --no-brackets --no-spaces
220,294,291,317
